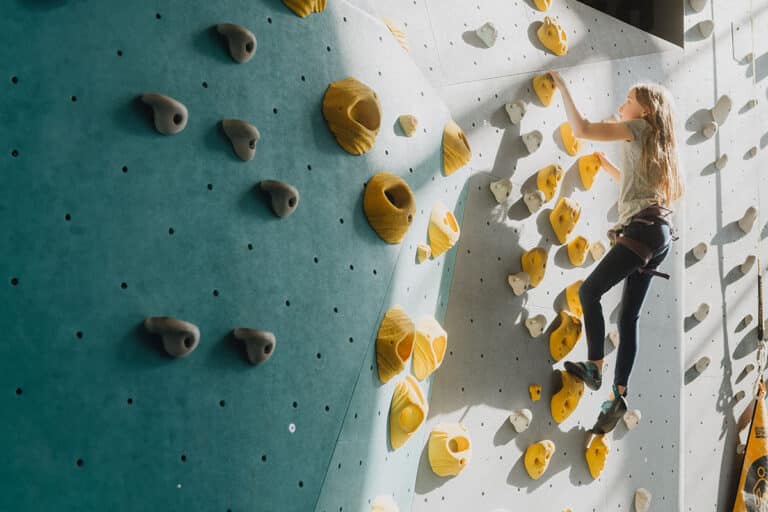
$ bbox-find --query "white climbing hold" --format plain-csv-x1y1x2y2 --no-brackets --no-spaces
634,488,652,512
735,390,746,401
738,206,758,233
490,178,513,203
689,0,707,11
371,495,399,512
523,190,546,214
714,154,728,170
697,20,714,38
748,98,759,108
745,363,756,375
589,240,606,261
695,356,711,373
398,114,418,137
741,254,756,274
508,272,531,296
623,409,642,430
743,313,754,326
509,408,533,433
608,329,619,348
692,242,708,260
525,313,547,338
711,95,732,124
694,303,710,322
522,130,543,154
701,121,718,139
505,100,527,125
476,21,498,47
748,146,758,158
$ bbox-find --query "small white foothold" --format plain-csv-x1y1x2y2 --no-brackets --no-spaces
608,329,619,347
476,21,498,47
742,314,754,326
623,409,641,430
748,98,759,108
523,190,546,214
508,272,531,296
522,130,543,154
694,302,710,322
738,206,758,233
689,0,707,12
589,240,606,261
692,242,708,260
697,20,714,38
748,146,758,158
714,154,728,170
735,390,746,401
701,121,718,139
525,313,547,338
741,255,756,274
509,408,533,433
711,95,732,124
505,100,527,125
490,178,513,203
745,363,756,375
634,487,653,512
695,356,711,373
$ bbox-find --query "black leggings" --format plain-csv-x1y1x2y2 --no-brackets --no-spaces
578,220,671,390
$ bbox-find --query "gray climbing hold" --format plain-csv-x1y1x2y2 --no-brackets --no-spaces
222,119,260,161
216,23,257,63
260,180,300,218
233,328,276,364
141,93,188,135
144,316,200,357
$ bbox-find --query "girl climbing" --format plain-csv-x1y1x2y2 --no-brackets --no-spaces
546,70,684,434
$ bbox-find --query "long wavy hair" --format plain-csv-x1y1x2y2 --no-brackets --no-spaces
632,83,684,207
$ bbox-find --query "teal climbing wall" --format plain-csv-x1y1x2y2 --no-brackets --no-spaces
0,1,463,510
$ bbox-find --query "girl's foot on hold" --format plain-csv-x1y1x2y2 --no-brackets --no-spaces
564,360,602,391
589,384,628,435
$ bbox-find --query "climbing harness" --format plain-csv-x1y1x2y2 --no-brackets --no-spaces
607,203,680,280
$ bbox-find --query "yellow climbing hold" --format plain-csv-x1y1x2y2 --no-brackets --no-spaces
550,369,585,423
537,16,568,56
534,0,552,11
586,434,610,479
428,202,460,257
567,236,589,266
363,172,416,244
549,197,581,244
389,374,428,449
559,122,581,156
428,423,472,477
417,244,432,263
442,120,472,175
533,73,557,107
521,247,548,287
375,305,415,384
412,316,448,380
282,0,326,17
382,17,409,52
549,310,582,361
565,280,583,317
529,384,542,401
524,440,556,480
578,153,602,189
322,77,381,155
536,164,564,201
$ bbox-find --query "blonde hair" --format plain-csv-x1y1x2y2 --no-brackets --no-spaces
632,83,684,206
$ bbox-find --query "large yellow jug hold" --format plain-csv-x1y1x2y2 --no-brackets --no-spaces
537,16,568,56
524,440,556,480
578,153,602,189
442,119,472,175
536,164,564,201
534,0,553,11
322,77,382,155
428,202,460,257
565,280,584,317
375,305,415,384
549,197,581,244
283,0,326,17
521,247,548,287
533,73,557,107
413,316,448,380
559,121,581,156
389,375,428,449
549,310,583,361
428,423,472,477
550,369,585,423
567,236,590,266
585,434,610,479
363,172,416,244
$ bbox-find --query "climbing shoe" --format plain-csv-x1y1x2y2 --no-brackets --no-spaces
588,384,628,435
564,360,602,391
